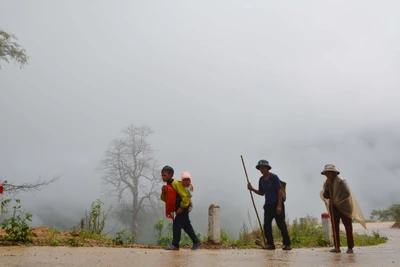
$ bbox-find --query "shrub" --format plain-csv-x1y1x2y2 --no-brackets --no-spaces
113,230,135,246
1,199,32,242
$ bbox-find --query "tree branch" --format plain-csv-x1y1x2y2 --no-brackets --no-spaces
1,176,60,194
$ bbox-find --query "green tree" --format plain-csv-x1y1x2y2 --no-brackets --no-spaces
371,204,400,221
0,29,29,68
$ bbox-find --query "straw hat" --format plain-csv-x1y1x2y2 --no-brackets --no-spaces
321,164,340,175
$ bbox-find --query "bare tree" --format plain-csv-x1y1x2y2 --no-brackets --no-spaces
1,176,60,196
0,177,60,217
99,125,162,236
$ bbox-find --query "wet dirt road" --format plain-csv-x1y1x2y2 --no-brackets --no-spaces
1,222,399,267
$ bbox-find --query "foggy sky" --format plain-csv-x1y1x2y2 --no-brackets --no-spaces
1,1,400,239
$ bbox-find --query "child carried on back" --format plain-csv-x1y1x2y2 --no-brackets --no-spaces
160,166,201,250
180,171,194,212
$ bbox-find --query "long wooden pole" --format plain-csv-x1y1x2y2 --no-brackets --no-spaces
329,188,340,252
240,155,267,248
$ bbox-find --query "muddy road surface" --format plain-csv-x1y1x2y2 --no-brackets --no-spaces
1,222,399,267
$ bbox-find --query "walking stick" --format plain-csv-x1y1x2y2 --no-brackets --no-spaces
240,155,267,248
329,188,340,252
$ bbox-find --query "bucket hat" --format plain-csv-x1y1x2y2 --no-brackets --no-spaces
321,164,340,175
256,159,272,170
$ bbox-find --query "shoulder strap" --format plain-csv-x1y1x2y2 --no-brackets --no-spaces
165,185,177,220
280,180,287,202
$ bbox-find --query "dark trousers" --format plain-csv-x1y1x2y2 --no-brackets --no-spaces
172,210,199,248
264,202,291,247
332,211,354,249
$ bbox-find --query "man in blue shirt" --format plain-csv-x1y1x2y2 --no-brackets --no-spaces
248,159,292,250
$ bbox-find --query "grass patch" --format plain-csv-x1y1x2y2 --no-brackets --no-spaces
349,231,388,246
214,218,388,249
270,219,388,248
286,219,330,248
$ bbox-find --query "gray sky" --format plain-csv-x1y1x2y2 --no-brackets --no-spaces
1,0,400,238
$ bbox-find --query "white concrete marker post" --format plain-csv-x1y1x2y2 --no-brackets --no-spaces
208,204,220,244
321,212,332,244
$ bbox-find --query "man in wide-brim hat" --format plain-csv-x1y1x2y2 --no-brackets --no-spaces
248,159,292,250
321,164,359,254
321,164,341,176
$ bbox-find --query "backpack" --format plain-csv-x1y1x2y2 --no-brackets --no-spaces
165,184,176,220
164,182,195,219
259,176,287,202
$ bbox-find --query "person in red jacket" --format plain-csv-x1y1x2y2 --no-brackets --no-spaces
160,165,201,250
